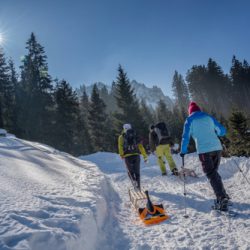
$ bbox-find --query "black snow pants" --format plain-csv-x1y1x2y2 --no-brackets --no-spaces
199,150,227,200
125,155,140,189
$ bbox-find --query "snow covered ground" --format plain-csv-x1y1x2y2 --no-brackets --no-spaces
82,152,250,250
0,136,249,250
0,136,124,250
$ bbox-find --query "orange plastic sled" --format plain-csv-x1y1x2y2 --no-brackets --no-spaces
139,204,170,225
137,190,170,225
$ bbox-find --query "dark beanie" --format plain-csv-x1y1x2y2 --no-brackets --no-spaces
188,102,201,115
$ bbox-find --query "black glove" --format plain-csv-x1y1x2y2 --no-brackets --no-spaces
180,153,185,158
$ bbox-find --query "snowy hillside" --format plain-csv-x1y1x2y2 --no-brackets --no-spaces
0,136,123,250
0,136,249,250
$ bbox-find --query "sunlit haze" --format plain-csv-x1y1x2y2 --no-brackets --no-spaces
0,33,4,45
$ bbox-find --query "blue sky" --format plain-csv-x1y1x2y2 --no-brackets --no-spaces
0,0,249,96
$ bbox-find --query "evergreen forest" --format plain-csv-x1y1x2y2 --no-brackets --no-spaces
0,33,249,157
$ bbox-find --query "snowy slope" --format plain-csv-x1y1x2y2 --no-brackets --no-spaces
0,137,124,250
1,135,250,250
81,152,250,250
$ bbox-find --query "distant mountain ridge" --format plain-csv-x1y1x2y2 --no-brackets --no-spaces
130,80,173,109
82,80,173,110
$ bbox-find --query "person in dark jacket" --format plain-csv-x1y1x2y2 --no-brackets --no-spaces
180,101,229,211
149,122,178,176
118,123,148,190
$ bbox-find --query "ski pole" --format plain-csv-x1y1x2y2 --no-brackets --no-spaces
182,156,189,218
223,144,250,185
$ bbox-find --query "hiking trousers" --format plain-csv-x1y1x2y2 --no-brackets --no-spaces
125,155,140,189
199,150,227,200
155,144,176,174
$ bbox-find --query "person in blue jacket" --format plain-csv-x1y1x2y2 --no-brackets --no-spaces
180,101,229,211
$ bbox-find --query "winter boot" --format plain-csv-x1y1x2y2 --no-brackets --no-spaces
162,172,167,176
219,197,229,211
225,193,232,206
171,168,179,176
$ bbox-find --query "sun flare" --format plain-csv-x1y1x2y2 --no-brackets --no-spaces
0,31,6,47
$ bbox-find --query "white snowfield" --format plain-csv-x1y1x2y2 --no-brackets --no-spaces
0,137,249,250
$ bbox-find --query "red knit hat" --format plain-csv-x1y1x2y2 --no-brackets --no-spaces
188,101,201,115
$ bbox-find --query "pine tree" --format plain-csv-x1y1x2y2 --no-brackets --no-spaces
18,32,54,143
186,59,231,116
230,56,250,113
172,71,189,116
8,59,18,133
0,49,15,131
172,105,186,143
78,88,93,154
54,80,79,154
109,81,119,113
88,84,107,152
0,48,9,128
114,65,147,139
99,84,117,113
186,65,208,107
206,58,232,115
140,99,155,127
103,115,117,152
79,86,89,115
228,110,250,156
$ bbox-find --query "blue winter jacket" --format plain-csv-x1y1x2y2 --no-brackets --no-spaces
181,111,226,154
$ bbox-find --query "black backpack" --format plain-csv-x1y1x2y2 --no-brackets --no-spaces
154,122,169,144
123,128,139,154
